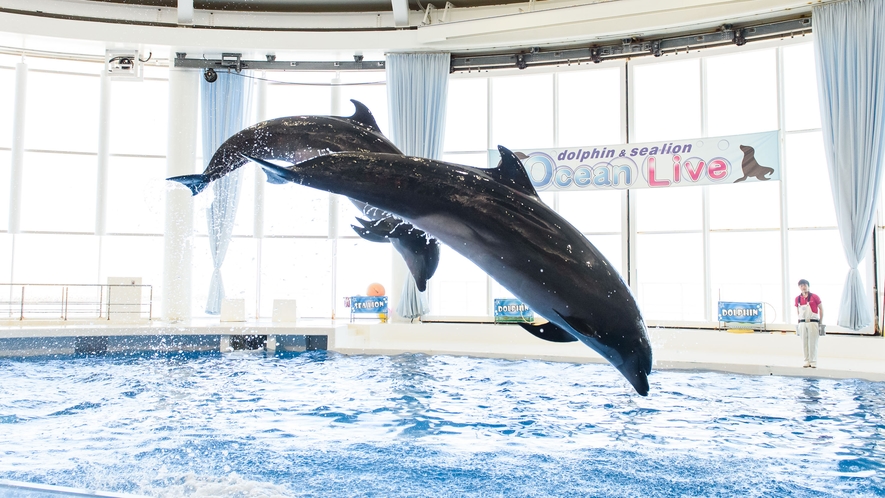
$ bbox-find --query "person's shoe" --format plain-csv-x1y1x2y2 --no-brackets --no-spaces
810,363,817,368
803,363,811,368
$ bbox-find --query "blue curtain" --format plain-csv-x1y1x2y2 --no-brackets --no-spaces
201,71,252,314
813,0,885,330
386,52,450,319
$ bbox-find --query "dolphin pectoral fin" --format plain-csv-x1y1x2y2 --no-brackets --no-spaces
347,100,383,134
240,154,298,183
167,174,210,196
733,175,748,183
264,171,289,184
518,321,578,343
352,224,391,243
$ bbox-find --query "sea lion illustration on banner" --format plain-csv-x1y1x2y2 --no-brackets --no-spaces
244,147,653,395
734,144,775,182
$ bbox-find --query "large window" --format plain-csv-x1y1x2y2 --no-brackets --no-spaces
0,37,876,332
431,39,870,332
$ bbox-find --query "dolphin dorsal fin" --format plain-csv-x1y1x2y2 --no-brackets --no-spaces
348,100,382,133
492,146,541,199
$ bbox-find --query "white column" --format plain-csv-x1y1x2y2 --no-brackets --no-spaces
95,72,111,236
8,62,27,234
330,74,342,318
162,64,199,321
254,73,267,318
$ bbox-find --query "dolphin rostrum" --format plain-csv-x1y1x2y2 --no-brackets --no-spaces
244,147,653,395
167,100,440,291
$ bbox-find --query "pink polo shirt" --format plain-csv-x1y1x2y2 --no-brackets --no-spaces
795,293,821,314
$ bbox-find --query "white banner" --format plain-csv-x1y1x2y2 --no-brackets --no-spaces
490,130,780,191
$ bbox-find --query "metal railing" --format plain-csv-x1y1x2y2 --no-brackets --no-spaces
0,283,153,321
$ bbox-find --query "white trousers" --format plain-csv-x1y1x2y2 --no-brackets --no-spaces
797,322,819,365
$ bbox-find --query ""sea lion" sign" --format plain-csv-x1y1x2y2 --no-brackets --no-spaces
491,130,779,192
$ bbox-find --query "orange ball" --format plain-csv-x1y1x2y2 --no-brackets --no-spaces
366,283,386,296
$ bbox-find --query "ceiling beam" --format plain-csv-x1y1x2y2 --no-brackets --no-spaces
391,0,408,27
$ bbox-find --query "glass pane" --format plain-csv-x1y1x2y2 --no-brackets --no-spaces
12,234,99,284
491,73,554,150
558,190,621,233
338,72,388,137
783,43,822,131
0,67,14,149
0,150,8,231
788,229,858,324
635,187,703,232
558,68,622,147
705,49,777,136
709,182,781,230
785,132,837,228
99,235,164,314
108,78,168,156
710,231,783,321
336,239,392,318
265,73,332,119
106,156,165,235
20,152,96,233
25,71,100,153
443,153,487,168
636,232,705,321
444,77,488,152
260,238,333,318
632,59,701,142
428,244,487,316
264,182,329,237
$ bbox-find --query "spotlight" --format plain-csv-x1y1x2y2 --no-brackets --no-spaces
204,68,218,83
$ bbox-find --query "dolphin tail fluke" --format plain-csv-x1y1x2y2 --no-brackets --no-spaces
167,174,210,196
241,154,299,183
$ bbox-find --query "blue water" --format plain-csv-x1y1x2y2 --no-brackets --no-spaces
0,351,883,497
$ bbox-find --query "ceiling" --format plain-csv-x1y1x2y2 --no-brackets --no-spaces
84,0,526,13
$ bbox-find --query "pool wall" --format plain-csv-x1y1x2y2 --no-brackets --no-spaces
1,319,883,382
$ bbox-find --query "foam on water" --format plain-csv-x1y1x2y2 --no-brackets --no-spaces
0,351,883,497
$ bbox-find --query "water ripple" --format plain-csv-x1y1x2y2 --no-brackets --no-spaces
0,352,882,497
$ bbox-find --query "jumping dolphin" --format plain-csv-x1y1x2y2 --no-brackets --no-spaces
167,100,440,291
244,147,653,395
734,145,775,183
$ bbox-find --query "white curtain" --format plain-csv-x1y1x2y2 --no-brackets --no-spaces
386,52,450,319
201,71,252,314
813,0,885,330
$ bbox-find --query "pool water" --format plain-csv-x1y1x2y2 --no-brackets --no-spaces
0,351,883,497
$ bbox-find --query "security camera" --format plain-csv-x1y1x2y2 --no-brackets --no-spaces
204,68,218,83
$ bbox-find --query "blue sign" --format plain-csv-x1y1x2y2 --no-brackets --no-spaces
494,298,534,324
717,301,764,324
350,296,388,314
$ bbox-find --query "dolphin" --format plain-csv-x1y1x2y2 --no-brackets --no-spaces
243,147,653,395
167,100,440,291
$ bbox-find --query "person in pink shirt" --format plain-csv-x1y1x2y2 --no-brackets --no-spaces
795,279,824,368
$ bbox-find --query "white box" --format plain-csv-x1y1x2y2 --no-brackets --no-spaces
107,277,143,321
220,298,246,322
272,300,298,323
